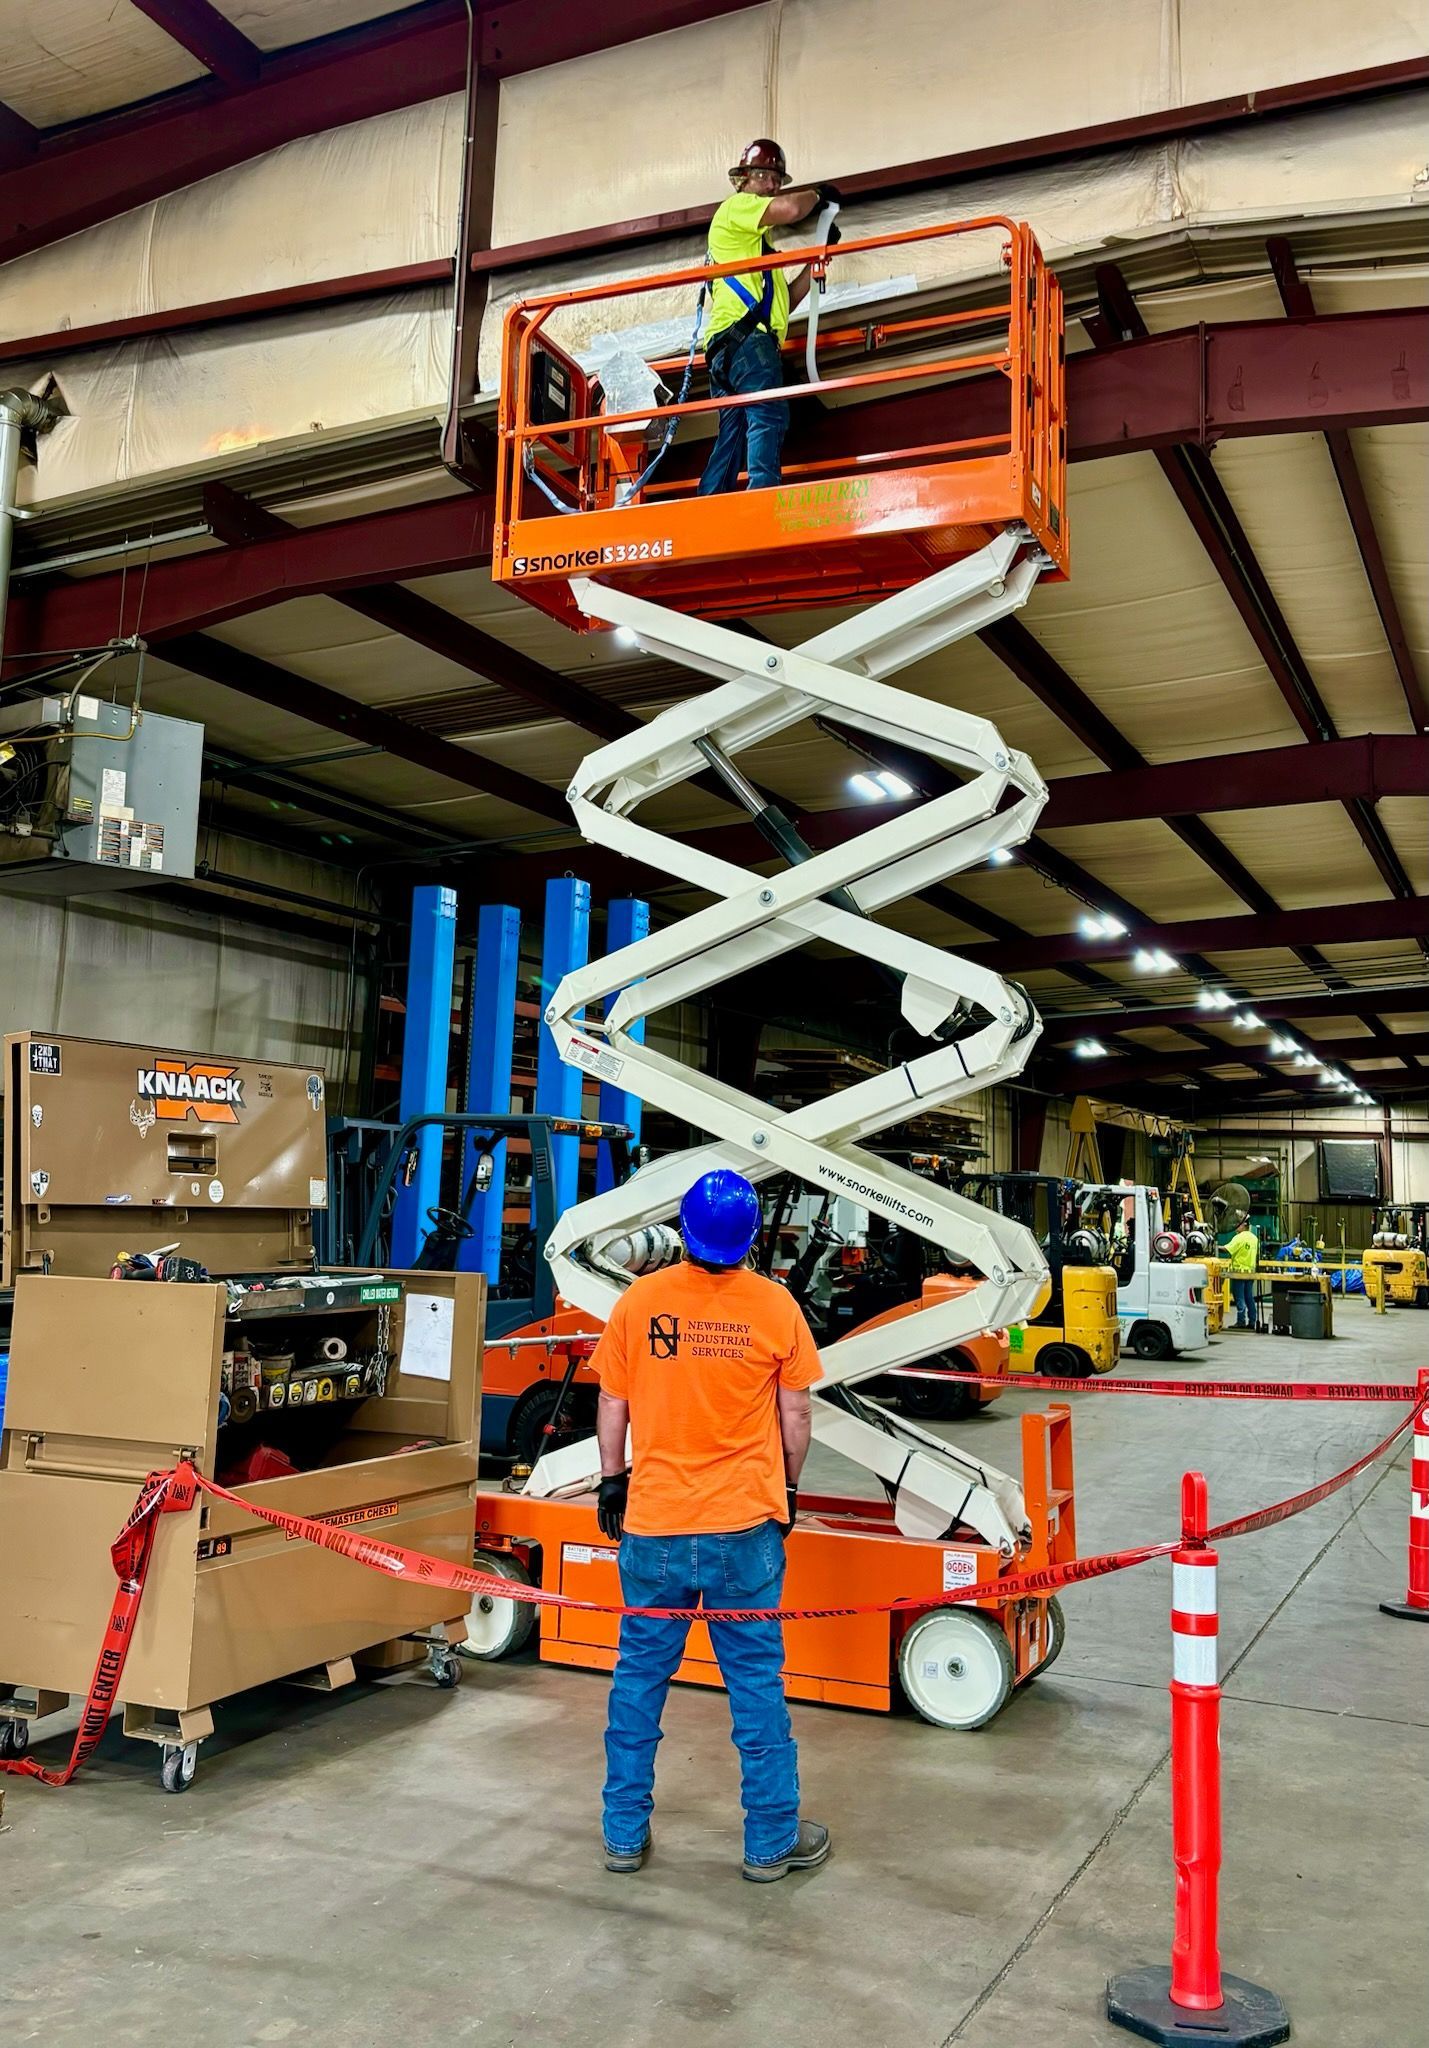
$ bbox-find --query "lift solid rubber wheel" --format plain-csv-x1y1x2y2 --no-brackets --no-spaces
1033,1595,1066,1675
160,1742,198,1794
459,1551,537,1661
0,1718,30,1759
1129,1320,1174,1361
1034,1344,1093,1380
898,1608,1016,1729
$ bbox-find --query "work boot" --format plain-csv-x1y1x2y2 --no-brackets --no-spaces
603,1832,651,1874
742,1820,831,1883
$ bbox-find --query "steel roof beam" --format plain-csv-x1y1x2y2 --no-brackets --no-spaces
200,484,635,742
1042,985,1429,1042
1268,236,1429,734
161,631,569,824
0,99,39,171
967,895,1429,975
3,496,497,660
130,1,261,87
1091,263,1422,926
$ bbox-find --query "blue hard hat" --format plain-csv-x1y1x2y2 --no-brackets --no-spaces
680,1170,761,1267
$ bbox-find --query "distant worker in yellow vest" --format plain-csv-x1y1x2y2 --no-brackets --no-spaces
1226,1223,1260,1330
699,139,832,497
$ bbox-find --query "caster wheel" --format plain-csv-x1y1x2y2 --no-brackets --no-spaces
460,1551,536,1661
0,1718,30,1759
897,1608,1015,1729
1032,1595,1066,1675
160,1742,198,1794
429,1646,462,1689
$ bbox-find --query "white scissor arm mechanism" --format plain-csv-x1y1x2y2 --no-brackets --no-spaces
526,534,1060,1556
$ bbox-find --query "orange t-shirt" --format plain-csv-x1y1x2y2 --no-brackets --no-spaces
592,1263,824,1537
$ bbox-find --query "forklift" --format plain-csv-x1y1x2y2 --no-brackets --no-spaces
755,1172,1007,1422
1074,1182,1210,1360
953,1173,1121,1378
1363,1204,1429,1309
353,1111,649,1463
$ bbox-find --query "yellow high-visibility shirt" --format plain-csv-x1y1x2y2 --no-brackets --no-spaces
705,191,790,346
1226,1228,1259,1274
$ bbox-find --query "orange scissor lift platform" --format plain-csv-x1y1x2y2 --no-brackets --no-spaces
492,216,1067,631
477,215,1077,1727
477,1408,1075,1723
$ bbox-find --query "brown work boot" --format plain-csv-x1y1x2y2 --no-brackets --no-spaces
742,1820,831,1882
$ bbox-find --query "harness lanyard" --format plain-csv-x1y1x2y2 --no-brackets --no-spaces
803,198,841,388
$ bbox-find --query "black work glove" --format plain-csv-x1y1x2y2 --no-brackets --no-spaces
778,1486,798,1539
824,219,842,246
818,182,844,208
597,1474,629,1542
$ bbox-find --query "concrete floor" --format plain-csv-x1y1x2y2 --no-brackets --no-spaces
4,1306,1426,2047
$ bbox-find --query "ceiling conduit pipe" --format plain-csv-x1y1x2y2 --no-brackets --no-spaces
0,387,61,666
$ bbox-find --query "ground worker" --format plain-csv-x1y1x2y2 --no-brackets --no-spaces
592,1167,829,1882
1226,1220,1260,1328
698,138,833,497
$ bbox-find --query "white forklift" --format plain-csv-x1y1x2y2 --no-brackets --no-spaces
1076,1182,1210,1361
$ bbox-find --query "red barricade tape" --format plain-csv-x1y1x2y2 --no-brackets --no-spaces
4,1393,1423,1788
892,1369,1420,1403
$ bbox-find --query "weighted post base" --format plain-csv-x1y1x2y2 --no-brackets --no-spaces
1106,1966,1290,2047
1379,1599,1429,1622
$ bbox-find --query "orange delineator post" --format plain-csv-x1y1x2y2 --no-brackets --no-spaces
491,216,1067,630
1380,1366,1429,1621
1106,1474,1290,2048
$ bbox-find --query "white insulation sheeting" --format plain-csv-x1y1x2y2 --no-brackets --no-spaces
0,1,1424,506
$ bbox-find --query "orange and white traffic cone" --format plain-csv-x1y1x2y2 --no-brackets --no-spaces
1107,1473,1290,2047
1380,1367,1429,1623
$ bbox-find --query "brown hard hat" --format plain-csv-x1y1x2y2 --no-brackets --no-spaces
729,137,790,185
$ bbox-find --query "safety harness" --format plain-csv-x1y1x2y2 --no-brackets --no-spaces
522,197,838,512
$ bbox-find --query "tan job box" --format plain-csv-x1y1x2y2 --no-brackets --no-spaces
0,1032,484,1785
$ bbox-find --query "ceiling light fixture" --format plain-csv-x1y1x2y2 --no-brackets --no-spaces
875,770,914,800
988,846,1013,866
613,626,639,649
848,773,885,801
1074,1038,1108,1058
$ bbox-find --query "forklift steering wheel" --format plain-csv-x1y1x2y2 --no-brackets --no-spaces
425,1206,476,1242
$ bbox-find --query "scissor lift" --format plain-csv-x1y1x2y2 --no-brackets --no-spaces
476,217,1077,1727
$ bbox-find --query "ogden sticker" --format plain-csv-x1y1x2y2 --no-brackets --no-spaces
941,1549,979,1592
567,1036,624,1083
135,1058,245,1123
286,1501,398,1542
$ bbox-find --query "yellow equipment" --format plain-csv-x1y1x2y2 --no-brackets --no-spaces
957,1172,1121,1377
1067,1099,1230,1334
1362,1206,1429,1310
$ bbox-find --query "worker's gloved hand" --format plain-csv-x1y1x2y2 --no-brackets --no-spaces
824,219,842,246
778,1486,798,1539
818,183,844,207
597,1474,629,1542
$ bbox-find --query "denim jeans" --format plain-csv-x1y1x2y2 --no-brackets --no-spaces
697,328,790,496
602,1520,800,1865
1231,1276,1256,1325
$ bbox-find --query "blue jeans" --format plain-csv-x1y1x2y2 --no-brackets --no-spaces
602,1521,800,1866
698,328,789,495
1231,1277,1256,1326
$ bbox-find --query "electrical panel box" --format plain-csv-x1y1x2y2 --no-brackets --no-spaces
0,698,203,894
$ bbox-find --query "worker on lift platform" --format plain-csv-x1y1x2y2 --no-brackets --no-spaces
592,1168,831,1883
699,138,835,497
